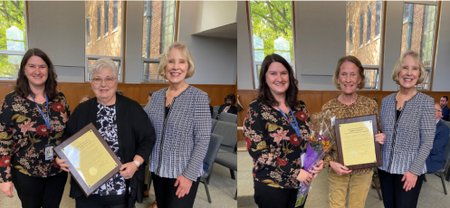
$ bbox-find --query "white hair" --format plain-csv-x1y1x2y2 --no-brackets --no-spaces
89,58,118,80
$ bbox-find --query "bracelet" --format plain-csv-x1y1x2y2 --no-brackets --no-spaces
133,160,140,168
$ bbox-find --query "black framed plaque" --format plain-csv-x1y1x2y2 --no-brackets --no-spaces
334,115,382,170
54,123,122,197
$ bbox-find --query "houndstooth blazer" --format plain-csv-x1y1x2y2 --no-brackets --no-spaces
144,86,211,181
379,92,435,175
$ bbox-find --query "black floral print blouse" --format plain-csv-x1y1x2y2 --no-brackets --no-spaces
243,99,310,189
0,91,69,182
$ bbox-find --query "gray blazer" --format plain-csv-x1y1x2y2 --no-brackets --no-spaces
144,86,211,181
379,92,435,175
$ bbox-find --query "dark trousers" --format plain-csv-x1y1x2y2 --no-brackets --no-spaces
253,181,306,208
378,169,424,208
75,194,128,208
11,168,67,208
152,174,200,208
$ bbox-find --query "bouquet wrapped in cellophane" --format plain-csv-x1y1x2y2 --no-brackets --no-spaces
295,111,335,207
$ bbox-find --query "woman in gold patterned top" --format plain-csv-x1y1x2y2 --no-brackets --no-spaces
322,56,386,208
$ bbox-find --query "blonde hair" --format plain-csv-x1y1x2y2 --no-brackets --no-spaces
391,50,426,85
332,56,366,90
158,42,195,79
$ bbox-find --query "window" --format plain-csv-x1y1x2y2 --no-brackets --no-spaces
347,1,383,89
349,24,353,53
0,0,27,79
86,17,90,45
366,4,371,43
364,68,379,89
86,1,123,82
97,6,101,39
375,1,381,38
113,1,118,30
403,3,412,23
360,12,364,47
248,1,295,88
104,0,109,35
142,0,178,82
400,2,438,90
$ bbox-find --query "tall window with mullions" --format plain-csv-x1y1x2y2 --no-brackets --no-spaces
248,1,295,88
0,0,27,79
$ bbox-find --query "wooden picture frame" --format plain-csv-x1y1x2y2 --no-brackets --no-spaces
334,115,382,170
54,123,122,197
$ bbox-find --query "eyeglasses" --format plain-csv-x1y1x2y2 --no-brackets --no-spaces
435,109,442,112
92,77,115,85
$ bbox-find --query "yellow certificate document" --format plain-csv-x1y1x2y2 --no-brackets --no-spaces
62,130,118,187
338,120,376,166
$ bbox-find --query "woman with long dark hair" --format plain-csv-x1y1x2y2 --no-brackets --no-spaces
0,48,69,208
243,54,323,208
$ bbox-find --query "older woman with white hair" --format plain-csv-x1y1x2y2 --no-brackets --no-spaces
56,58,155,208
144,42,211,208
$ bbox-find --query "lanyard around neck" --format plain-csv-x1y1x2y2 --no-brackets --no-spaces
277,105,300,136
30,94,50,130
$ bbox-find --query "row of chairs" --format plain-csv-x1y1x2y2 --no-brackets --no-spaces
200,116,237,203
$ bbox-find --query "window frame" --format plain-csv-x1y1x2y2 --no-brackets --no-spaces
349,23,353,53
141,0,179,83
366,4,371,44
97,6,101,40
346,1,385,90
247,1,296,89
104,0,109,37
359,12,364,48
0,0,29,80
113,0,118,31
402,0,440,91
86,17,91,45
375,1,381,39
86,1,125,83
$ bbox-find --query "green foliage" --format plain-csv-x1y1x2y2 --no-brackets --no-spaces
250,1,294,62
0,0,26,77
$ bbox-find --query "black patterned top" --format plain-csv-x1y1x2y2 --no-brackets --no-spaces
0,91,69,182
93,103,126,196
243,99,310,189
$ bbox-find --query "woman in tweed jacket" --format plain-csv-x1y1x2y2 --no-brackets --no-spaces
379,51,435,208
323,56,386,208
144,42,211,208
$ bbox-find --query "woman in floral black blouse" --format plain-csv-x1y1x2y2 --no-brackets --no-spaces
243,54,323,208
0,48,69,208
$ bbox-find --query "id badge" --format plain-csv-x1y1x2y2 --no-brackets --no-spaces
45,145,54,161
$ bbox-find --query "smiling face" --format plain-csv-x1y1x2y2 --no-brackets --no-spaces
398,55,420,89
265,62,289,97
337,61,361,96
25,56,48,88
91,67,117,105
165,48,189,85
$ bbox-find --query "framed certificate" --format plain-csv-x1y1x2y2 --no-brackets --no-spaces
334,115,381,170
54,123,122,197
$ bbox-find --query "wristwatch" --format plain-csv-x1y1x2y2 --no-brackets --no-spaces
133,160,140,168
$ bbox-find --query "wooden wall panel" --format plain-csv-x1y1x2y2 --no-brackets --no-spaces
238,89,450,126
0,81,236,113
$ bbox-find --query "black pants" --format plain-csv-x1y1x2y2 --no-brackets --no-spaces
75,194,128,208
152,174,200,208
11,168,67,208
253,181,306,208
378,169,424,208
